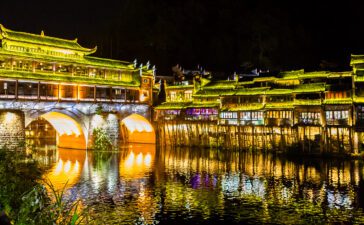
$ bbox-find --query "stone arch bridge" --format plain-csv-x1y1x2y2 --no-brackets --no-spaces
0,100,155,149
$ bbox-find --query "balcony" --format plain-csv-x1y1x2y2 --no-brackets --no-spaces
223,103,264,111
240,119,264,126
265,101,294,109
219,119,238,126
323,98,352,105
297,118,321,126
185,115,218,121
294,99,321,106
266,118,293,126
326,118,349,126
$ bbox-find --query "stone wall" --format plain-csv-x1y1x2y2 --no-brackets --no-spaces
0,110,25,149
89,113,120,148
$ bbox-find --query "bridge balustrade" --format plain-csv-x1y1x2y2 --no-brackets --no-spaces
0,79,141,103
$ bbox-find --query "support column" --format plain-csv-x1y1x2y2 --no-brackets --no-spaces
0,110,25,149
89,113,120,149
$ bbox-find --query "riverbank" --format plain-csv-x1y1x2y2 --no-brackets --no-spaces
155,121,363,158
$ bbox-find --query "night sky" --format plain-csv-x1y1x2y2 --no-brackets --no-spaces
1,0,364,76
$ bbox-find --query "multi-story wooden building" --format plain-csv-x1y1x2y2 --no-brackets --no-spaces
0,24,155,104
155,59,364,154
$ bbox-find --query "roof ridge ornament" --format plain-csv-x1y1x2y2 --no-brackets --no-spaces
41,30,45,37
0,24,6,37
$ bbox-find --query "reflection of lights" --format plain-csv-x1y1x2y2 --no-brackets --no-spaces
144,154,151,166
73,160,79,172
139,184,145,198
46,151,84,192
124,151,153,169
125,151,135,168
91,172,101,190
55,159,63,175
54,159,79,174
4,112,16,123
121,114,153,133
64,160,71,173
121,146,155,179
41,112,81,136
136,153,143,165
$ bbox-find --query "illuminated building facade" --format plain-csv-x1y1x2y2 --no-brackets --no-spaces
155,57,364,154
0,24,155,104
0,24,156,149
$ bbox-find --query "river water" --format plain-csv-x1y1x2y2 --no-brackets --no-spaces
22,141,364,224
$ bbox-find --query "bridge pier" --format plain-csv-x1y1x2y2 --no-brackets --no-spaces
0,101,154,149
89,113,120,148
0,110,25,149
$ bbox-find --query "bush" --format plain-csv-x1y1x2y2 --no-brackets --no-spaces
93,127,113,151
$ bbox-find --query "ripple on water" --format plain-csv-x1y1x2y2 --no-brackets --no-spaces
32,145,364,224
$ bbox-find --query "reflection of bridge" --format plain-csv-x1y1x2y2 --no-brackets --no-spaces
0,24,156,148
43,144,156,192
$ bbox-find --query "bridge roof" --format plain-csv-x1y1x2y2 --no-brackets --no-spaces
0,24,142,70
0,24,96,54
0,24,97,54
0,48,134,70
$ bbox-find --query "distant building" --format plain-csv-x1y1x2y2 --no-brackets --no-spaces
154,58,364,153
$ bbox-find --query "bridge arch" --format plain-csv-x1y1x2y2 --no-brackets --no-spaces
26,110,88,149
121,114,155,144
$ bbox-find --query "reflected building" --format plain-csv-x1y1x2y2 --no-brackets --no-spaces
156,146,364,213
33,142,364,223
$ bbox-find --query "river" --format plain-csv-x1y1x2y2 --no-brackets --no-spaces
21,141,364,224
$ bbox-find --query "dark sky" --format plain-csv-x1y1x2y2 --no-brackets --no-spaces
1,0,364,75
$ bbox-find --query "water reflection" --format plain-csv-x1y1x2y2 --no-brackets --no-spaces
120,144,155,179
30,144,364,224
44,149,85,190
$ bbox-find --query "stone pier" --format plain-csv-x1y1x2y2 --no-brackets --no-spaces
0,110,25,149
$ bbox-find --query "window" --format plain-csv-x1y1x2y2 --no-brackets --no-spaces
326,110,348,120
170,91,176,101
326,110,349,125
299,112,320,124
357,106,364,122
220,112,237,119
184,90,192,100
